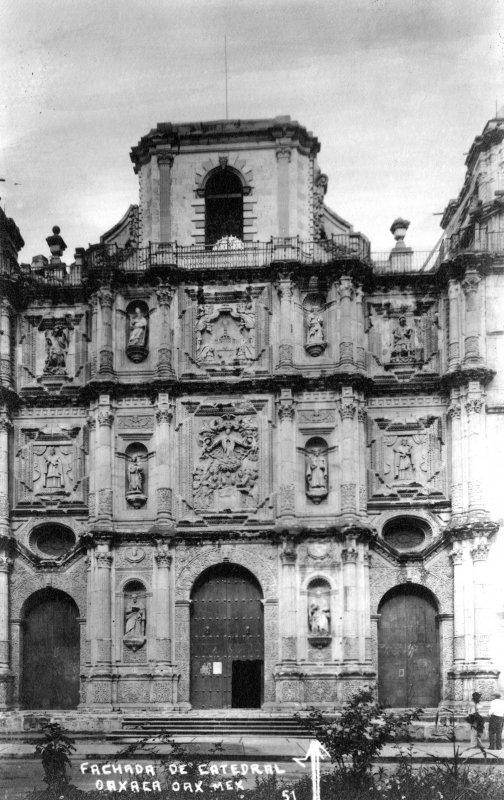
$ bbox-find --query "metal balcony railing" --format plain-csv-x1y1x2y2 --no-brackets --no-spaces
442,230,504,260
371,250,442,274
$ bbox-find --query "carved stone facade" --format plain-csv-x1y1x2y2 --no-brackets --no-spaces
0,113,503,724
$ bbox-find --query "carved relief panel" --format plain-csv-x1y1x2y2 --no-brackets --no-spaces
18,312,87,390
180,286,270,377
178,399,273,523
13,422,87,512
366,414,447,501
366,302,439,375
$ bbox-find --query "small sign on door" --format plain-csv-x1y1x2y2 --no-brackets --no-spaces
213,662,222,675
398,668,405,677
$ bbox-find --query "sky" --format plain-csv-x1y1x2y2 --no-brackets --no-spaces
0,0,503,262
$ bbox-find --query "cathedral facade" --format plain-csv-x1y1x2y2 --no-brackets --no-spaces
0,114,503,724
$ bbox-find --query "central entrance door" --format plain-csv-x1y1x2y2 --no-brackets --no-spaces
378,585,440,707
190,563,264,709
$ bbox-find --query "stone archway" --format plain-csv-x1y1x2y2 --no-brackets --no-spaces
378,584,440,707
190,563,264,709
21,588,80,709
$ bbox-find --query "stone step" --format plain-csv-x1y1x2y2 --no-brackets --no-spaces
119,716,310,737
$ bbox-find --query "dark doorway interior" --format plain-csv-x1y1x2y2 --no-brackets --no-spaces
232,660,263,708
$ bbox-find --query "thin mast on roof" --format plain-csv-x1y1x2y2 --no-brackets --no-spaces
224,35,229,119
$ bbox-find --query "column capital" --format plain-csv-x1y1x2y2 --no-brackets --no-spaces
156,285,175,306
0,554,13,573
157,152,175,167
338,400,357,420
155,545,173,567
0,411,12,433
276,145,292,162
337,275,355,301
95,552,113,568
465,397,484,415
447,401,461,419
98,288,114,308
97,408,114,427
461,273,481,295
156,401,174,425
342,546,358,563
471,541,490,561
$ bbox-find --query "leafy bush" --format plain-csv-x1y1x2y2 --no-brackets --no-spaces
297,686,422,783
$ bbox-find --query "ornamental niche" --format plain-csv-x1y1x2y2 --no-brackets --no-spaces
194,301,256,366
123,581,147,651
367,415,446,501
126,301,149,363
307,578,331,646
192,414,259,513
124,442,149,509
304,436,329,503
303,292,327,357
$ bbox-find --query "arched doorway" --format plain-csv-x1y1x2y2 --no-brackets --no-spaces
378,584,440,707
21,588,80,709
190,563,264,709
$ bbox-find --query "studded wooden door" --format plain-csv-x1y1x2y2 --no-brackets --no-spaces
378,588,440,707
190,564,264,709
21,590,80,709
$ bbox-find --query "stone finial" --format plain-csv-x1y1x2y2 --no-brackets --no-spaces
46,225,67,258
390,218,410,247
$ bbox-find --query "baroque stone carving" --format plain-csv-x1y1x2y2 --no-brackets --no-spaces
192,414,259,512
33,444,71,494
390,315,417,362
367,416,446,500
123,592,146,651
305,437,329,503
42,321,71,375
308,580,331,638
195,301,256,366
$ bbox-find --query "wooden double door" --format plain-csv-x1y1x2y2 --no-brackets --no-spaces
21,589,80,709
190,564,264,709
378,587,440,707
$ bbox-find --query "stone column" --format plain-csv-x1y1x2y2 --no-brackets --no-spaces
276,389,296,520
87,415,97,524
92,544,113,665
338,276,355,366
95,396,114,529
175,599,192,708
276,273,294,370
342,536,359,664
471,538,491,666
98,288,114,378
451,544,465,666
362,549,372,664
462,271,482,365
354,286,366,370
276,144,292,237
0,300,13,388
339,388,358,515
0,410,11,539
155,286,175,378
357,402,367,514
158,153,174,243
465,384,485,516
154,544,172,665
280,540,297,663
154,394,174,527
448,278,461,369
0,553,13,708
448,394,464,516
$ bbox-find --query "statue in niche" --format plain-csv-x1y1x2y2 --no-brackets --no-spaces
303,297,327,357
193,414,259,512
305,442,329,503
125,451,148,508
128,307,148,347
44,446,65,489
307,312,324,343
393,437,415,481
126,305,149,362
390,315,416,361
43,323,70,374
123,593,146,650
308,583,331,637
